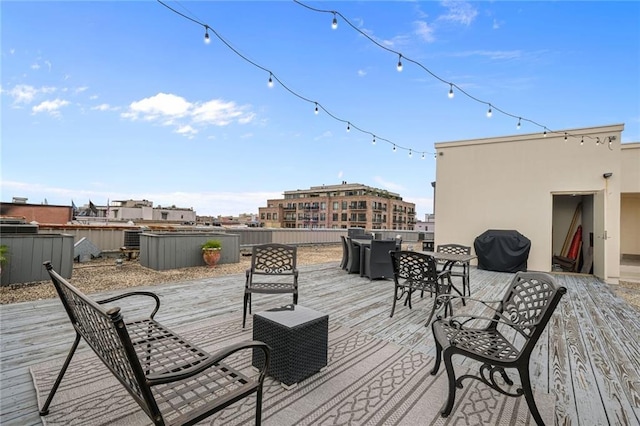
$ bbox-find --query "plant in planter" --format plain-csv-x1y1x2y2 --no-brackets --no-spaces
201,240,222,267
0,245,8,275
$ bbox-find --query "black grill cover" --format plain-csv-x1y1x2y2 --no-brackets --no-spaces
474,230,531,272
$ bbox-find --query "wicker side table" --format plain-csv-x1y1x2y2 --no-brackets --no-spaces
252,305,328,389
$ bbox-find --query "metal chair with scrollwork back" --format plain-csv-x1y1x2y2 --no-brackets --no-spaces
243,244,299,328
436,244,472,297
430,271,566,426
390,250,453,326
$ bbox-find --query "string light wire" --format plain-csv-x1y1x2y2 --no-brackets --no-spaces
156,0,430,158
157,0,613,152
293,0,613,145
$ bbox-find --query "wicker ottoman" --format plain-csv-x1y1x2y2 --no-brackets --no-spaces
252,305,328,389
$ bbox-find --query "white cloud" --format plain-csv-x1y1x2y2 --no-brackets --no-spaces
450,50,522,60
314,130,333,141
75,86,89,94
125,93,191,120
7,84,38,104
122,92,256,137
91,103,118,111
32,98,70,116
414,21,436,43
439,1,478,26
0,180,280,216
373,176,405,192
176,124,197,136
357,69,367,77
31,63,41,70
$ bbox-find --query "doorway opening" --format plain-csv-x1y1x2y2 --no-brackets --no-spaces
551,193,597,275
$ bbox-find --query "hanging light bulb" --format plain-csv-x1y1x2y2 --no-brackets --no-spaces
581,136,584,145
486,105,492,118
543,128,547,137
331,12,338,30
448,84,454,99
392,144,397,152
346,122,350,132
397,54,403,72
421,152,425,160
268,73,273,88
314,102,319,115
564,133,568,141
408,149,413,158
517,117,521,129
372,135,376,145
596,137,600,146
608,138,613,149
204,26,211,44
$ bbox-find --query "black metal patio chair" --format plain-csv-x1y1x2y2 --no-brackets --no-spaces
430,271,566,425
390,250,453,326
243,243,299,328
436,243,472,296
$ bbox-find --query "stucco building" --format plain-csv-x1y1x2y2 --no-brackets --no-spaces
259,182,416,230
433,123,639,284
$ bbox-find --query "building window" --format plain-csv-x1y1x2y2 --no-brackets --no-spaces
333,201,339,210
161,212,168,220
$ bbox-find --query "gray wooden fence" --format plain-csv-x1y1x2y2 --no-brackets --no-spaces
1,234,74,285
139,232,240,271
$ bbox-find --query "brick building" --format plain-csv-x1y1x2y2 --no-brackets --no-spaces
0,200,72,225
259,182,416,230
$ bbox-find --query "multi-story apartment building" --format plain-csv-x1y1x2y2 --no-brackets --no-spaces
258,182,416,230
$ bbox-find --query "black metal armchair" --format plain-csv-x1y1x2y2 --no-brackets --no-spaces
243,244,299,328
362,239,397,280
41,262,270,426
437,244,472,296
390,251,453,326
430,271,566,425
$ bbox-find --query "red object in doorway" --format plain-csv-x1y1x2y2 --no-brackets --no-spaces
567,225,582,260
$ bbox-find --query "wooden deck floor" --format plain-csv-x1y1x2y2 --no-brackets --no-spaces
1,262,639,425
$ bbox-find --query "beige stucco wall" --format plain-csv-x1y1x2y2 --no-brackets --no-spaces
620,143,640,256
434,123,624,283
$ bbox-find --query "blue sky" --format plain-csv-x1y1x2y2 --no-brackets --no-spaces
2,1,639,218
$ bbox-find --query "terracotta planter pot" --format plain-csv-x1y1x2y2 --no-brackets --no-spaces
202,248,221,267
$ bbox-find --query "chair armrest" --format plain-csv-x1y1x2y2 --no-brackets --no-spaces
146,340,271,386
435,294,502,308
97,291,161,319
443,313,541,339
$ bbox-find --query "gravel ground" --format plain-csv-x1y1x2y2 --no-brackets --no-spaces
2,244,638,310
0,245,343,305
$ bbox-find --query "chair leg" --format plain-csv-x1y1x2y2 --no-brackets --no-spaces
40,333,81,415
430,331,442,375
519,366,545,426
390,286,399,317
440,351,457,417
255,386,263,425
243,293,249,329
293,292,298,305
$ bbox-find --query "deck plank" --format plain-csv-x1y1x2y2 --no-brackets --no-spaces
1,263,639,425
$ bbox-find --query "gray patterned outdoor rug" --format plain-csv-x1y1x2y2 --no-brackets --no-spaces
31,315,554,425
